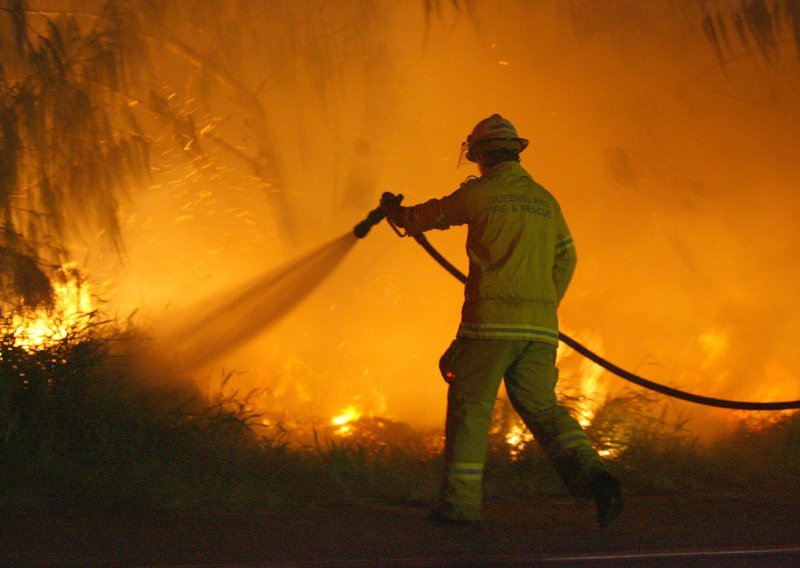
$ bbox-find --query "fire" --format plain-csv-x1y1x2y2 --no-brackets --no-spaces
500,331,610,458
557,331,607,428
331,405,362,437
574,358,606,427
5,262,93,351
504,422,535,458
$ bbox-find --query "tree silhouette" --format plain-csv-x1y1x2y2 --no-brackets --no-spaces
1,0,148,306
2,0,397,279
701,0,800,66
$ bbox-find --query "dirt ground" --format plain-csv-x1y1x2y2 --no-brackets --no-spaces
2,494,799,567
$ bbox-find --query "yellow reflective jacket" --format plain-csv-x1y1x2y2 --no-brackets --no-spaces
396,161,576,345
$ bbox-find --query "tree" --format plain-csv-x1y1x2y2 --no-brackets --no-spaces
0,0,148,307
701,0,800,67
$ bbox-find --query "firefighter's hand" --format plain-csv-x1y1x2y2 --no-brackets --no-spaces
380,191,402,210
380,192,404,226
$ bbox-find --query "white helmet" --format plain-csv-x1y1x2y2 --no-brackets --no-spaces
463,114,529,163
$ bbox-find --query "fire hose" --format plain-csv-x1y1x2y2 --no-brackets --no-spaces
354,193,800,411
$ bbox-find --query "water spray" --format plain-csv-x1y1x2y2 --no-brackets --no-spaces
354,194,800,411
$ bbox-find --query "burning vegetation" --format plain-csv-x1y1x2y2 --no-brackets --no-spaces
2,262,93,351
2,324,799,512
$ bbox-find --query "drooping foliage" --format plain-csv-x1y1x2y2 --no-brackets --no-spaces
701,0,800,65
2,0,396,278
0,0,149,305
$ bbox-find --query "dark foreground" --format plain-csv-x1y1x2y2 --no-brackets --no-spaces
2,495,799,567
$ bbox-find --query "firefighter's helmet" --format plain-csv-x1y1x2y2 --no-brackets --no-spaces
463,114,529,163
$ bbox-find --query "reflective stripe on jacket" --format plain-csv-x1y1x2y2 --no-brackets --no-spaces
397,161,576,344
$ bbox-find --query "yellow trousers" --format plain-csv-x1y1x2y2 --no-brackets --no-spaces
437,338,604,521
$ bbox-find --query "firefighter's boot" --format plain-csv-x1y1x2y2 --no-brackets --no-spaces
522,406,604,497
590,469,623,527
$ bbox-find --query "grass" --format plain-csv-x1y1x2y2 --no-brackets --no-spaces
2,316,799,511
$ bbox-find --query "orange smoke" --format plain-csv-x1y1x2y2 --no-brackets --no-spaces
74,1,799,439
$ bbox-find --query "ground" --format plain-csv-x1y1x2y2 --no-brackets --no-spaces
2,495,799,566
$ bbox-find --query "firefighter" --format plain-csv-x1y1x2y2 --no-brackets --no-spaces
383,114,622,527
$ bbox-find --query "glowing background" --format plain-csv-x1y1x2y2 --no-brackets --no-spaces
67,1,799,435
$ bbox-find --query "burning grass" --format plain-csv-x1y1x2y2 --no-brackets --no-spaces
2,322,799,511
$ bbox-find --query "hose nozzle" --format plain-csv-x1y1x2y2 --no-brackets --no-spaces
353,192,403,238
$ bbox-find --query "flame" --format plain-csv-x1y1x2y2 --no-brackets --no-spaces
574,358,605,427
557,331,607,428
504,422,535,458
331,405,361,437
5,262,93,351
501,331,609,459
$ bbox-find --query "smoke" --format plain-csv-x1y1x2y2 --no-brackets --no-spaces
79,1,799,435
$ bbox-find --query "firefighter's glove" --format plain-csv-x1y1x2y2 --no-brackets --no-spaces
380,192,405,227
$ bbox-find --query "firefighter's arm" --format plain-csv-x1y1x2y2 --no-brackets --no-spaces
552,212,577,305
387,191,467,236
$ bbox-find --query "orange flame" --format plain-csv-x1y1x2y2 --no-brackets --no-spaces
5,262,93,351
331,405,362,437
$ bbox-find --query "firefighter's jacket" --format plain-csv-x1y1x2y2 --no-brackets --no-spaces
394,161,576,345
